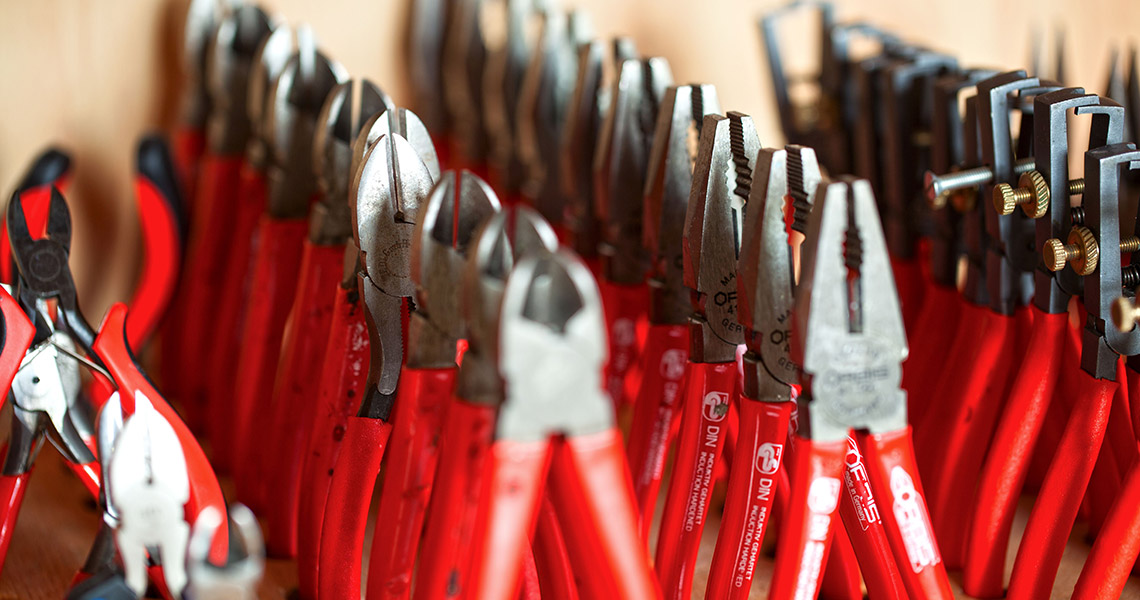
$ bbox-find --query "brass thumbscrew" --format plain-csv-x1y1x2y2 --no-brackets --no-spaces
1043,227,1140,276
992,171,1085,219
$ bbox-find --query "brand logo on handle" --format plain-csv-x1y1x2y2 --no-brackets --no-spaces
755,443,783,475
702,391,730,422
659,349,686,380
890,466,941,572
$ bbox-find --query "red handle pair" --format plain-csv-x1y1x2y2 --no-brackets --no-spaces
295,285,370,600
599,281,648,410
625,323,688,538
261,240,345,557
654,361,736,600
901,283,961,425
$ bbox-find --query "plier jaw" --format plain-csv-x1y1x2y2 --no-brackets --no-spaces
244,25,296,171
180,0,226,130
204,4,273,156
595,55,673,285
644,83,719,326
409,170,502,368
311,79,391,246
683,111,760,363
405,0,452,136
795,177,908,441
738,145,822,401
441,0,492,163
560,39,605,259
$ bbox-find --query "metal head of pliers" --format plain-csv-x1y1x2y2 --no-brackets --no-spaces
442,0,491,162
405,0,453,135
644,82,720,325
351,129,439,420
263,32,348,219
187,504,264,599
683,112,761,364
409,170,502,368
516,9,592,225
739,145,822,402
1103,46,1140,143
1073,143,1140,379
794,177,908,442
311,79,392,246
456,206,559,405
205,3,273,155
101,390,192,598
497,248,611,442
594,54,673,285
6,329,88,474
180,0,227,130
484,0,543,193
244,24,296,171
559,39,605,258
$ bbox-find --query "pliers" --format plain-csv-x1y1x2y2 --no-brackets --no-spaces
414,205,559,600
656,110,753,600
365,170,500,600
964,87,1125,597
203,22,297,468
316,128,438,600
440,0,492,171
1103,45,1139,143
559,38,604,265
186,504,264,599
172,0,224,212
594,53,673,413
230,38,347,505
515,8,592,234
0,146,72,284
260,77,390,557
705,145,820,599
1006,142,1140,600
296,105,440,599
484,0,541,197
769,176,953,600
465,248,659,600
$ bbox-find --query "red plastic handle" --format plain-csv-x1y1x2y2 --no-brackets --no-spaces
1071,456,1140,600
625,323,689,539
469,438,552,600
963,308,1066,597
0,287,34,402
317,415,392,600
548,429,660,599
172,127,205,211
261,240,344,558
858,427,953,600
230,216,308,508
177,155,243,415
706,399,792,600
365,367,456,600
654,360,737,600
295,286,369,600
0,472,30,577
93,303,228,564
891,256,925,332
413,398,497,600
902,283,961,425
836,435,906,600
533,496,578,600
127,176,181,350
203,164,267,470
599,280,648,409
1006,372,1117,600
768,435,847,600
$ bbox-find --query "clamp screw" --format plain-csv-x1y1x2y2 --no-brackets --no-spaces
1112,295,1140,332
993,171,1085,218
925,157,1035,209
1043,226,1100,275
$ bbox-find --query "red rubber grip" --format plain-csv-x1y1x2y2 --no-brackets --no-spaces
706,399,793,600
295,286,369,600
178,155,243,422
654,361,736,600
891,257,925,332
914,303,1008,509
0,287,35,401
599,280,648,409
172,127,205,211
230,216,308,508
261,240,344,558
317,416,392,600
127,176,181,350
93,303,228,563
768,435,847,600
548,429,659,599
365,367,456,600
469,439,552,600
204,164,267,468
902,284,961,424
1071,455,1140,600
413,398,497,600
0,472,30,577
533,496,578,600
625,323,688,538
963,309,1066,597
837,436,906,600
1006,372,1117,600
859,427,953,599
